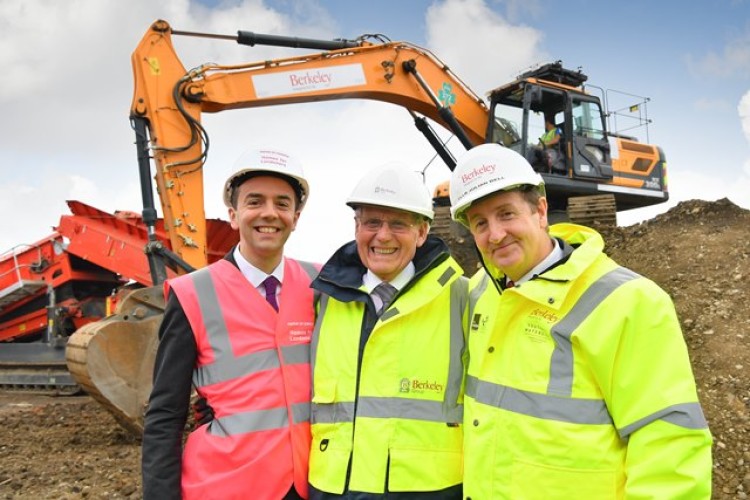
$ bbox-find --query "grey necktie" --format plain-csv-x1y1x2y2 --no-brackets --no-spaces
372,282,397,316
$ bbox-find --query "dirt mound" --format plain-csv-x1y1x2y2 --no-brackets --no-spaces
0,198,748,499
603,198,750,498
0,395,141,498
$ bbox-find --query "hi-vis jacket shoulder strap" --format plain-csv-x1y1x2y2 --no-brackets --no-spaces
298,259,321,308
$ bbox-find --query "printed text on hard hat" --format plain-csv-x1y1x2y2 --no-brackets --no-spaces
457,163,506,203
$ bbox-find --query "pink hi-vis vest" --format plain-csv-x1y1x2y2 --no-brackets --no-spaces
168,258,319,500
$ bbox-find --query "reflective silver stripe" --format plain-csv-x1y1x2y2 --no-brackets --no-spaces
297,260,320,281
194,348,279,387
208,407,289,437
618,402,708,438
358,396,463,423
437,266,456,286
466,375,613,425
298,259,321,309
281,343,310,365
196,344,309,388
444,276,468,421
292,401,311,425
548,267,639,396
381,307,399,321
209,403,310,436
468,272,489,326
310,293,330,380
311,401,355,424
192,267,233,360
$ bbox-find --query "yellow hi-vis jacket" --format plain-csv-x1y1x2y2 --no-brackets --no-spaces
309,237,468,496
463,223,712,499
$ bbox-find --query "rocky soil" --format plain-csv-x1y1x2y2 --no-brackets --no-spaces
0,198,748,499
603,198,750,499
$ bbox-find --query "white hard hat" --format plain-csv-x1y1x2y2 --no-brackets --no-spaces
223,149,309,209
450,143,544,226
346,163,434,220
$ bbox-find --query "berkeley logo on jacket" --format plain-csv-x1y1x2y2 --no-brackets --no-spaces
168,258,318,500
309,236,468,499
463,223,712,499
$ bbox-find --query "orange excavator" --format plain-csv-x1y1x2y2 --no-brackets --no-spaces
64,19,669,435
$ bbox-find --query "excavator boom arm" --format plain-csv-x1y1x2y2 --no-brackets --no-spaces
130,20,488,271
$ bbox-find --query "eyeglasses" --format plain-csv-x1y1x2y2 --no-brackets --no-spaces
356,217,416,234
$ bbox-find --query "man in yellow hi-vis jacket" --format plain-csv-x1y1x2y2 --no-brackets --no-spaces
308,163,468,499
450,143,712,499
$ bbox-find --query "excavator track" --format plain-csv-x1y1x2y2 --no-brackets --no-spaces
0,382,80,396
566,194,618,227
0,363,81,395
0,342,81,395
65,286,164,437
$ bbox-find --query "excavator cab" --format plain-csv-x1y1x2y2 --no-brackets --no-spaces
486,62,667,222
487,63,612,179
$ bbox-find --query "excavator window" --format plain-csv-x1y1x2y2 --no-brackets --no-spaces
571,99,606,139
490,117,521,149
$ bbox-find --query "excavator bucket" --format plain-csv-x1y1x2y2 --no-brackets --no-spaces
65,286,164,437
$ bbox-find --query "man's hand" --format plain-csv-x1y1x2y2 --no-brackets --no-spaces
191,395,215,428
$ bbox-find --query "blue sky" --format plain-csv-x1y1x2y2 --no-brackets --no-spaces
1,0,748,262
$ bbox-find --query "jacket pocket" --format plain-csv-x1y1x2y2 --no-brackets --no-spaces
512,459,617,499
309,378,353,495
312,377,336,405
388,447,463,492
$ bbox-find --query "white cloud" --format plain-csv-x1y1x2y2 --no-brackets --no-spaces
617,167,750,227
693,97,732,112
733,89,750,209
425,0,547,96
739,89,750,138
685,31,750,79
0,171,141,255
0,0,338,259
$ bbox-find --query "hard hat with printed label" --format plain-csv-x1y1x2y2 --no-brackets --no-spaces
223,149,309,209
346,162,434,220
450,143,544,226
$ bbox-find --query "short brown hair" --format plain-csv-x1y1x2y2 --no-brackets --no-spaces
229,172,304,209
516,184,543,211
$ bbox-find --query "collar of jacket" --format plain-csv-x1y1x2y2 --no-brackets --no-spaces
312,235,451,302
481,223,601,293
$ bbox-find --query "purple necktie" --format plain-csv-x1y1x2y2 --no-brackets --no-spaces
262,276,280,311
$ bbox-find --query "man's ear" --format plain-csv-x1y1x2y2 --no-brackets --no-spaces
290,209,301,231
415,220,429,247
537,197,549,229
228,206,239,230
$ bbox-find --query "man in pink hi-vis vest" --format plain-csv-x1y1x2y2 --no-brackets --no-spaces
142,149,319,500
